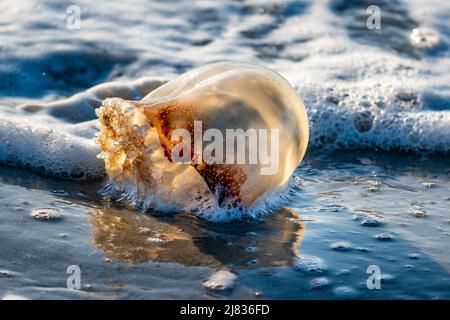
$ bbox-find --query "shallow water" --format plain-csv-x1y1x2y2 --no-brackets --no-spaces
1,0,450,299
1,151,449,299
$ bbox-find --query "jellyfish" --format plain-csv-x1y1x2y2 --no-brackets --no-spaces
96,62,308,221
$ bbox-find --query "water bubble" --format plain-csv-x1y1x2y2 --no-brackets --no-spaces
247,259,259,266
361,218,381,227
203,270,236,291
336,269,351,276
319,205,345,212
375,99,385,108
422,181,437,189
83,284,94,291
50,189,69,196
0,269,11,277
309,277,330,290
367,186,380,192
408,253,421,259
252,290,262,297
410,28,440,48
354,111,374,133
30,208,62,221
395,88,417,102
294,255,328,274
147,237,165,244
331,241,352,251
325,95,340,105
375,233,393,241
358,158,373,165
244,246,257,253
333,286,359,299
410,209,426,218
138,227,151,234
380,273,395,282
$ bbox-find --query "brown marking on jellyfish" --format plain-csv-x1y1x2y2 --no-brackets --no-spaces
194,163,247,207
139,102,198,162
136,101,248,207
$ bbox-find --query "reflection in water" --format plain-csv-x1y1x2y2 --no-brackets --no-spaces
90,207,304,268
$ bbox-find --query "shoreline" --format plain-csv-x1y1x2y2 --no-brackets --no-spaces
1,151,449,299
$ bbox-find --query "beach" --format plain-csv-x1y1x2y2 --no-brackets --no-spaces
0,0,449,299
1,151,449,299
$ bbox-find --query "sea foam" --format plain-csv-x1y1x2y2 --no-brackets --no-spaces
0,0,449,220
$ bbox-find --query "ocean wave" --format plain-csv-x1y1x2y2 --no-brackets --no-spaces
1,71,448,183
0,0,449,220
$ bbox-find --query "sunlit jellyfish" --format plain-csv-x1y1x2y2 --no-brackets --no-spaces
96,62,309,222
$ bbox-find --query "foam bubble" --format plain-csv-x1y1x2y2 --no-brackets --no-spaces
410,28,440,48
203,270,237,291
0,269,11,278
333,286,359,299
375,234,394,241
30,208,62,221
331,241,352,251
309,277,330,290
2,293,28,300
294,255,328,274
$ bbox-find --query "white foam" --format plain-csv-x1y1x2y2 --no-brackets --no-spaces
0,113,103,179
0,78,165,179
1,0,449,159
203,269,237,290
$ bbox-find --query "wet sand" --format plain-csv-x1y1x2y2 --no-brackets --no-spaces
1,151,449,299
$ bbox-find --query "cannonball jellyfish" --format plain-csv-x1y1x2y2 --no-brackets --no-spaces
96,62,309,222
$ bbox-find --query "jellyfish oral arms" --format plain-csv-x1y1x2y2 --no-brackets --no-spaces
96,62,309,221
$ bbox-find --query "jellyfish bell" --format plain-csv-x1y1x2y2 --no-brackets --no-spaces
96,62,309,221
